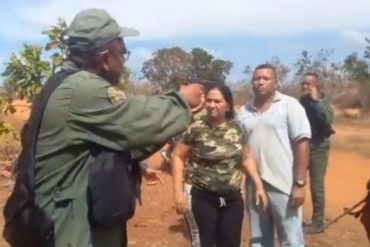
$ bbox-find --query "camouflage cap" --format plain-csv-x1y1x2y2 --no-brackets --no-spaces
64,8,139,52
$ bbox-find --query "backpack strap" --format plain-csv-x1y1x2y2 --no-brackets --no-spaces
3,68,80,247
16,70,79,194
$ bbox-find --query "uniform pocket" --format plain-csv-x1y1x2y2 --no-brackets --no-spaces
50,182,79,202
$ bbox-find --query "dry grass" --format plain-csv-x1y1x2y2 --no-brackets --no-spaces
332,136,370,158
330,119,370,158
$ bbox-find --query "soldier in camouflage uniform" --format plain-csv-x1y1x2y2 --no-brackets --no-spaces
171,83,267,247
300,72,335,234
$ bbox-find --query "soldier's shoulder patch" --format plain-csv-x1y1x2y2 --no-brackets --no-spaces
107,86,127,104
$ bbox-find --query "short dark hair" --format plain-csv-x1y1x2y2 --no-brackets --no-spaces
254,64,277,80
303,72,323,91
207,83,235,120
303,72,319,79
183,78,218,94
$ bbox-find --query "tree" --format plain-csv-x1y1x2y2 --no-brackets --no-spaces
293,49,342,83
293,50,312,76
2,45,50,103
141,47,233,92
42,18,68,74
266,56,291,83
342,52,370,110
0,81,18,138
0,18,67,139
293,49,333,76
342,52,370,82
141,47,193,92
242,65,252,76
0,44,50,139
190,48,233,83
364,38,370,60
191,48,214,78
204,58,233,83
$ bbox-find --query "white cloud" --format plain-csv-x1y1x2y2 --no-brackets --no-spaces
340,30,370,49
1,0,370,42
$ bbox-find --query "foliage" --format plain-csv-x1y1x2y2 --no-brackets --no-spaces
292,49,342,83
190,48,233,83
2,45,50,103
364,38,370,60
0,18,68,139
342,52,370,83
0,121,18,140
266,56,291,83
142,47,194,92
42,18,68,74
142,47,233,92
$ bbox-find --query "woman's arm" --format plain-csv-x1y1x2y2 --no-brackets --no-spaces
170,142,191,214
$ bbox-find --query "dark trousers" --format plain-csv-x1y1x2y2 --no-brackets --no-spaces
91,222,127,247
309,139,330,227
189,186,244,247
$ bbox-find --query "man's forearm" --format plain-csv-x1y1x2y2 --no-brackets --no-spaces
293,138,310,180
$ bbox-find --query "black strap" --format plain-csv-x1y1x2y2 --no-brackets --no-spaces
16,69,78,195
2,69,79,247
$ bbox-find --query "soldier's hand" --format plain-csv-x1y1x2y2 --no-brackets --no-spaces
179,83,204,109
290,186,306,208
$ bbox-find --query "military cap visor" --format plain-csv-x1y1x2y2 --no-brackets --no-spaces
65,8,140,52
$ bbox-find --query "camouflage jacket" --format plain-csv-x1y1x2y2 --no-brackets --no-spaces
181,118,245,195
192,109,207,122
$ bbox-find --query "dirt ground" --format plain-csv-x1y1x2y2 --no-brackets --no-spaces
126,139,370,247
0,107,369,246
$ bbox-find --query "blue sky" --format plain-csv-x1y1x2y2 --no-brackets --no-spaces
1,0,370,82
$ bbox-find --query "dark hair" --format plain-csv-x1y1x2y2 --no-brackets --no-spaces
207,83,235,120
303,72,323,92
254,63,277,80
183,78,218,94
199,80,218,93
303,72,319,79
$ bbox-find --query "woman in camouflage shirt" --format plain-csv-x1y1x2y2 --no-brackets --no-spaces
171,83,267,247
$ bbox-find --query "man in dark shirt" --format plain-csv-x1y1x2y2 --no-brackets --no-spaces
300,72,335,234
